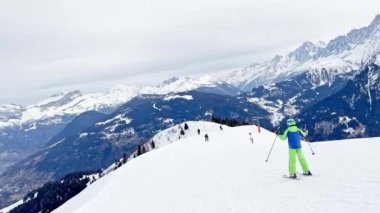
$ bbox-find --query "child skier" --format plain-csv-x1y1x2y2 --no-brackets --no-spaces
279,118,312,179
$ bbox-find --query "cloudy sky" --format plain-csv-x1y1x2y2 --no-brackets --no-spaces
0,0,379,104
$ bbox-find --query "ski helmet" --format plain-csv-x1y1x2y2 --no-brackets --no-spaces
286,118,296,126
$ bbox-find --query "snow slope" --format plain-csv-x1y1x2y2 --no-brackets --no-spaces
54,122,380,213
0,200,23,213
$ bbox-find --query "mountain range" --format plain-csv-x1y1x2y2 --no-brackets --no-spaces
0,77,239,173
219,14,380,90
0,14,380,209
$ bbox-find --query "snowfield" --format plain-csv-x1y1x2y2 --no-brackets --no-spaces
50,121,380,213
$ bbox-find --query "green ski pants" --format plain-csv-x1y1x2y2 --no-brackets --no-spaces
289,148,309,175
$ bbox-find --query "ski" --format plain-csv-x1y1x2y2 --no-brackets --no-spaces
283,175,301,180
297,172,313,177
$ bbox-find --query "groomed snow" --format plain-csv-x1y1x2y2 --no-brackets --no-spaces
54,122,380,213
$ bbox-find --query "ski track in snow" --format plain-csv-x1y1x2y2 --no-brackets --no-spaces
50,122,380,213
47,139,65,149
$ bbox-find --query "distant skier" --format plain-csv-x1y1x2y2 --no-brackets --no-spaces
204,134,209,142
197,129,200,135
249,132,254,144
98,169,104,178
278,118,312,179
219,125,223,130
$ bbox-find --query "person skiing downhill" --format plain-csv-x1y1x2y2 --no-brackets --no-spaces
279,118,312,179
204,134,209,142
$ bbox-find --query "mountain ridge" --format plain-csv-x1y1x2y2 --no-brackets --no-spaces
1,14,380,210
219,14,380,90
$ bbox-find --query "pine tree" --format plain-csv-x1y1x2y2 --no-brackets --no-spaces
137,145,142,156
123,153,127,164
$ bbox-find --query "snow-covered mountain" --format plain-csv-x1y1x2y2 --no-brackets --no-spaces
0,90,270,209
220,15,380,90
0,86,140,174
298,63,380,140
141,76,241,96
243,67,357,126
1,14,379,139
238,61,379,141
0,76,239,174
225,15,380,129
0,76,239,130
29,122,379,213
2,14,380,212
0,86,139,129
1,15,380,131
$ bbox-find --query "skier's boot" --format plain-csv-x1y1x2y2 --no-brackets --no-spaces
289,174,297,179
303,170,312,176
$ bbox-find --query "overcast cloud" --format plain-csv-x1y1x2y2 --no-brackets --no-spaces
0,0,379,104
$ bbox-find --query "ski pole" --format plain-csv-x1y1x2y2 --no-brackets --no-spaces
307,140,315,155
304,125,315,155
265,130,279,162
306,135,315,155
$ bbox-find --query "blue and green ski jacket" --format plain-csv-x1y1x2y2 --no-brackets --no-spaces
279,125,307,149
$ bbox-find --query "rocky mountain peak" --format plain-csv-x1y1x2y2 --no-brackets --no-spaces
370,14,380,27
